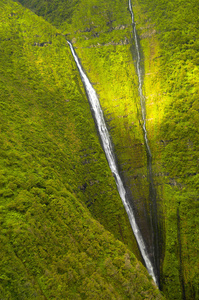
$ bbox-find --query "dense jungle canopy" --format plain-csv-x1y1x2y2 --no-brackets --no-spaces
0,0,198,299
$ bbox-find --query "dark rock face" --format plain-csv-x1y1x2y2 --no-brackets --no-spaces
33,41,52,46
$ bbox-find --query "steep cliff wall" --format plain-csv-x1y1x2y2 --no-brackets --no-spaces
9,0,199,298
0,0,164,298
16,0,151,257
65,0,158,263
66,0,199,297
134,0,199,298
62,0,164,285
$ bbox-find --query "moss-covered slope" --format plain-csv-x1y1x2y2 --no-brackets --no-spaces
4,0,199,298
19,0,157,259
67,1,199,298
0,0,165,298
17,0,199,298
133,0,199,298
1,0,139,250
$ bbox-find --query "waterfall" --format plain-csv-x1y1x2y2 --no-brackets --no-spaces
67,40,158,286
128,0,151,156
128,0,160,287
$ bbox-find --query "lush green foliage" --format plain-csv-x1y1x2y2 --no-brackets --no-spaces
17,0,154,256
29,0,199,297
0,0,139,250
2,0,199,298
16,0,79,29
133,0,199,298
0,0,164,298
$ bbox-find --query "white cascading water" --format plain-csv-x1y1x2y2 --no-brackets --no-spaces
128,0,151,157
67,40,157,285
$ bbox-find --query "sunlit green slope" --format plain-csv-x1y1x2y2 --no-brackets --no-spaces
0,0,137,249
16,0,199,299
16,0,156,260
0,0,165,298
133,0,199,298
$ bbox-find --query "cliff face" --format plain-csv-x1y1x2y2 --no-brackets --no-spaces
2,0,199,298
134,1,199,298
48,0,198,298
0,0,162,299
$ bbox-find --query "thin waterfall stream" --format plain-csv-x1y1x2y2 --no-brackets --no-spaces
129,0,160,287
128,0,151,154
67,40,158,286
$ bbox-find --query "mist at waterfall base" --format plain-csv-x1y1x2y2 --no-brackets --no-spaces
67,40,158,286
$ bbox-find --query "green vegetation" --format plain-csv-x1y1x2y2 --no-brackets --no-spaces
0,0,164,298
1,0,198,298
0,0,138,250
68,0,199,297
16,0,152,257
133,0,199,298
22,0,198,297
15,0,79,29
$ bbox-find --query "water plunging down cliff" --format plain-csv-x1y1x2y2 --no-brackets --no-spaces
128,0,161,287
67,40,158,286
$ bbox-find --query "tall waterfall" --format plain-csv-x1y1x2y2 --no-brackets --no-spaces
67,40,158,286
128,0,151,156
128,0,160,287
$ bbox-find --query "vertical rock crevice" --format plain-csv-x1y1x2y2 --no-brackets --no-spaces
129,0,164,288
